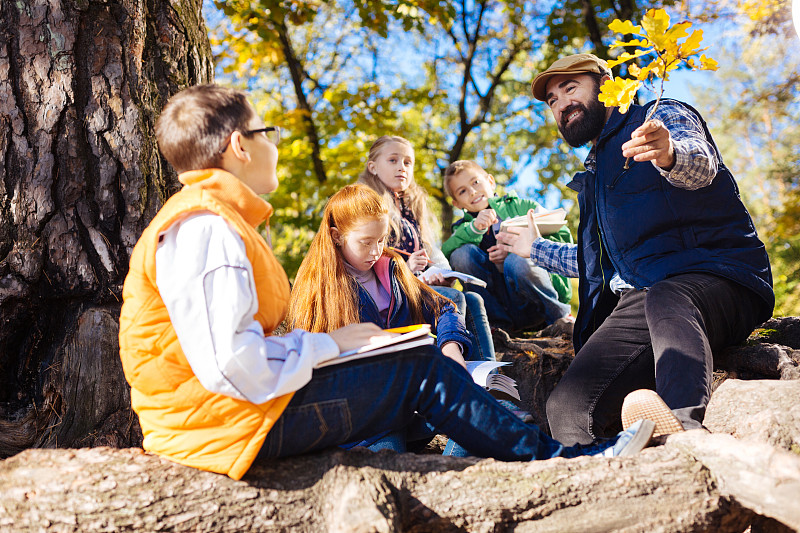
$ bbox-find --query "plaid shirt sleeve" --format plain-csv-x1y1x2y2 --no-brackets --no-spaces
530,238,579,278
651,101,718,190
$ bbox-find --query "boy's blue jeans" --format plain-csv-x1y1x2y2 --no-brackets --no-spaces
256,346,564,462
433,286,497,456
432,286,495,362
450,244,570,328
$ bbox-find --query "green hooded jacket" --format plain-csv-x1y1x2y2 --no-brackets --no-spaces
442,192,573,304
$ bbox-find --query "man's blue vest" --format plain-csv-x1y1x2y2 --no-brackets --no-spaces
567,100,774,351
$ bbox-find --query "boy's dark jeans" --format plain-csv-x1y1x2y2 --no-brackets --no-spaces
546,272,764,445
257,346,565,461
450,244,570,329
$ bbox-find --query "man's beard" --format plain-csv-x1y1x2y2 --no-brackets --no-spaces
558,97,607,148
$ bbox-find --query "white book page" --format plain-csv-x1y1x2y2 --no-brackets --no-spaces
465,361,510,386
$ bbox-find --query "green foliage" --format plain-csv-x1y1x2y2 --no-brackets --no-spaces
205,0,800,319
207,0,662,278
545,0,679,58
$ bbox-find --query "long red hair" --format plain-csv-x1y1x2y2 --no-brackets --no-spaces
288,184,445,333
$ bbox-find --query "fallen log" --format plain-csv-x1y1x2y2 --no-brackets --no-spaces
668,431,800,530
4,321,800,531
7,430,799,532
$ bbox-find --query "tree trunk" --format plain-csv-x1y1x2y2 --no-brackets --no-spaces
0,0,212,457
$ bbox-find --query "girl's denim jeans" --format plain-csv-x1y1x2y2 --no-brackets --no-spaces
257,346,563,462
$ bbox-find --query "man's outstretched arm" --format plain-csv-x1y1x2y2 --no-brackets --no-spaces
621,101,718,190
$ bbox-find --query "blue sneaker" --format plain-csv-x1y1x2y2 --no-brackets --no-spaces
561,419,655,458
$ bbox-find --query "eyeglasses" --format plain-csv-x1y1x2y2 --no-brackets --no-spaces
220,126,281,153
246,126,281,144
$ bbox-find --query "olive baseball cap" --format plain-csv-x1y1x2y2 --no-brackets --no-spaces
531,53,612,102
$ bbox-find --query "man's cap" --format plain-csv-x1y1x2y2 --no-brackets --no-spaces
531,54,612,102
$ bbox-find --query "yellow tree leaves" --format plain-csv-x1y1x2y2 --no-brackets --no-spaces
597,77,640,113
739,0,785,23
599,8,719,115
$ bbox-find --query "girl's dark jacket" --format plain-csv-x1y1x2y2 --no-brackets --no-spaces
354,255,473,359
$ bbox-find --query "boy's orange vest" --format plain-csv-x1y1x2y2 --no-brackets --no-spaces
119,169,292,480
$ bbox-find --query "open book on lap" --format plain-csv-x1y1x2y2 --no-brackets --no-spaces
420,266,487,288
316,324,434,368
499,207,568,236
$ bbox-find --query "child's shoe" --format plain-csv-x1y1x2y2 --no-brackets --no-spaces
561,419,655,458
621,389,684,438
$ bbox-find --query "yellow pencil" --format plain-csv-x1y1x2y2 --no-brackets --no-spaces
388,247,435,265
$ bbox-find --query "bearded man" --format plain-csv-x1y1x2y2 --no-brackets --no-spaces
499,54,774,445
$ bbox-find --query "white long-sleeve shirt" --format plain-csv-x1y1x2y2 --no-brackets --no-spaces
154,212,339,404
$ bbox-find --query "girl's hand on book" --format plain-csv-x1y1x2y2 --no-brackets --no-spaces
421,271,448,286
440,342,467,369
329,323,397,354
405,249,430,273
497,210,539,258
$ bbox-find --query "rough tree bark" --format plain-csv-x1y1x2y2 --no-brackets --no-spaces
0,0,212,457
3,430,800,532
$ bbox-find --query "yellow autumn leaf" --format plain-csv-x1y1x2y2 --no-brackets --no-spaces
647,59,667,78
609,38,651,50
598,77,641,114
634,61,657,80
641,8,671,49
664,39,680,57
680,28,704,56
609,19,643,36
607,49,650,68
699,54,719,71
660,21,690,56
659,50,679,70
665,20,691,42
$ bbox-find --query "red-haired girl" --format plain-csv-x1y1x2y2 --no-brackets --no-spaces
289,184,471,366
289,183,472,452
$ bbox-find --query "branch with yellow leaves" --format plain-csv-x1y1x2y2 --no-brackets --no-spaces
597,8,720,168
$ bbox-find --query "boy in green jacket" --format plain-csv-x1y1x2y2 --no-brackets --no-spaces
442,160,573,331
